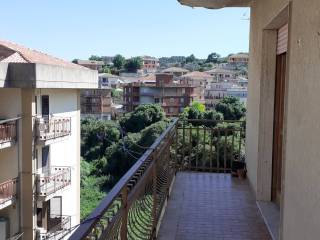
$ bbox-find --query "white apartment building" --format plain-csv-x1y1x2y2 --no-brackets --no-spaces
0,40,97,240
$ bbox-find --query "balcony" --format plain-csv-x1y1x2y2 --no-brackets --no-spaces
36,167,71,201
37,215,71,240
0,119,17,149
0,178,18,210
35,117,71,145
70,119,271,240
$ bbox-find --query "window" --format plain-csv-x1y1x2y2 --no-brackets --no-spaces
180,98,184,103
170,98,174,103
155,98,160,103
42,146,50,170
41,95,49,117
169,107,174,113
181,88,185,94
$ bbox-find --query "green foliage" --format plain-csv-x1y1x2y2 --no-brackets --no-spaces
124,57,143,72
215,96,246,120
191,102,206,112
186,54,196,63
102,66,111,73
206,52,221,63
89,55,103,61
120,104,165,133
113,54,126,69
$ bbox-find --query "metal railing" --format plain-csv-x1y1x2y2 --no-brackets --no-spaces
38,215,71,240
70,118,245,239
36,117,71,142
37,167,71,197
0,178,18,205
0,120,17,144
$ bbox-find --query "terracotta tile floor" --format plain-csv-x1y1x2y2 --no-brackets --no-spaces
158,172,271,240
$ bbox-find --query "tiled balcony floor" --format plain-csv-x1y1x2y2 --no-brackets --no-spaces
158,172,271,240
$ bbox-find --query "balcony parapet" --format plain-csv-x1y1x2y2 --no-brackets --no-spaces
36,166,71,200
0,178,18,210
0,118,17,149
36,117,71,145
37,215,71,240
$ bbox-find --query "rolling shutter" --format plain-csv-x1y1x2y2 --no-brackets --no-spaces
277,24,288,55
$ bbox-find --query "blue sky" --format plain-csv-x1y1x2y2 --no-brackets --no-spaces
0,0,250,61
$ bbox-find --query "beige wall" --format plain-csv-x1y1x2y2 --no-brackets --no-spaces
247,0,320,239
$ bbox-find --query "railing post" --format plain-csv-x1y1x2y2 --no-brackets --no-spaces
152,161,157,237
120,187,128,240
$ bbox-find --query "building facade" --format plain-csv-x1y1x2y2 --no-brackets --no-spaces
141,56,160,73
123,73,199,116
75,60,104,72
0,40,97,240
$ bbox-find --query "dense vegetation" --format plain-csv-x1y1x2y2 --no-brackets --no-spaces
80,104,169,219
80,98,246,219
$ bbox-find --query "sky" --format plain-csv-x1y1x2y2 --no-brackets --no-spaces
0,0,250,61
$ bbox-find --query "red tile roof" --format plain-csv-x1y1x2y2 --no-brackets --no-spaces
0,40,85,69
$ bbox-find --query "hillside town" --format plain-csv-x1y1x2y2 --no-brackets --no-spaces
75,53,248,120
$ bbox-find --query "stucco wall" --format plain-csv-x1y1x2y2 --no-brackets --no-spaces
247,0,320,239
34,89,80,231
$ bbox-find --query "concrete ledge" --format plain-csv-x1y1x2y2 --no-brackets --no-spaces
0,140,15,150
8,63,98,89
257,201,280,240
178,0,251,9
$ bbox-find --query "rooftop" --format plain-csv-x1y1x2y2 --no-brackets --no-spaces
178,0,251,9
76,59,105,66
162,67,190,73
180,71,212,79
0,39,84,69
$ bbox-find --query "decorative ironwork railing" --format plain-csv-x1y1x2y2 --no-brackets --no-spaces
36,166,71,197
36,117,71,141
0,178,18,205
38,215,71,240
0,120,17,144
70,118,245,240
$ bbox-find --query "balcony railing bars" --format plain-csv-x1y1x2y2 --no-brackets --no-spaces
70,118,245,240
36,117,71,141
0,120,17,144
37,166,71,197
0,178,18,205
38,215,71,240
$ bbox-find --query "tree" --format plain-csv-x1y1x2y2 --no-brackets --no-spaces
113,54,126,70
124,57,143,72
215,96,246,120
120,104,165,133
206,52,221,63
102,66,111,73
186,54,196,63
72,59,78,64
89,55,103,61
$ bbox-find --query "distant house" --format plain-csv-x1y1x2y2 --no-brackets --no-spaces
141,56,160,73
99,73,123,88
162,67,189,77
205,68,237,81
123,73,201,116
101,56,115,66
75,59,104,72
228,53,249,64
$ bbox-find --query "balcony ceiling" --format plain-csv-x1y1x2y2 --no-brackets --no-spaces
177,0,252,9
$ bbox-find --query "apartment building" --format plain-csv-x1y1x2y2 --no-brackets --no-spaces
228,53,249,64
98,73,122,89
162,67,189,77
123,73,199,116
141,56,160,73
75,59,104,72
205,67,237,81
80,88,112,120
0,40,97,240
179,0,320,239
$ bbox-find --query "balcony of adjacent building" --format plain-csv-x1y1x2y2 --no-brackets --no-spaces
0,118,17,150
0,178,18,210
35,117,71,145
70,119,272,240
36,166,71,201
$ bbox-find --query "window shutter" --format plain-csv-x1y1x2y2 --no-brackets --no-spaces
277,24,288,55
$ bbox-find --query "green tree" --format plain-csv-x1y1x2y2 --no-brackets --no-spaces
124,57,143,72
186,54,196,63
113,54,126,69
89,55,103,61
120,104,165,133
215,96,246,120
206,52,221,63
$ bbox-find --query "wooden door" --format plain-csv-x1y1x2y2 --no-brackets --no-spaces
272,52,287,205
